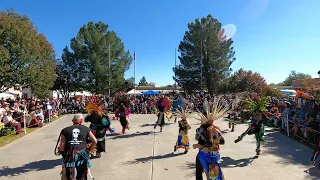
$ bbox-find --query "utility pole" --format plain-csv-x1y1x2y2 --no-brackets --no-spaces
108,43,111,97
134,50,136,95
175,48,177,89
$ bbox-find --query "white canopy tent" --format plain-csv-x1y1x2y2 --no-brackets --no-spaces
0,92,18,100
127,89,142,95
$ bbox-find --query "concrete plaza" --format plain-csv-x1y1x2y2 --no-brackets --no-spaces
0,114,318,180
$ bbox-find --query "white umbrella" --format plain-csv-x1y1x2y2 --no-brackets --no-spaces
127,89,142,95
0,92,17,99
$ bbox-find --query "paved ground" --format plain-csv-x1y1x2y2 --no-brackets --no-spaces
0,114,319,180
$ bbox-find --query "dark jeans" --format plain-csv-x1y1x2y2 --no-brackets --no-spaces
196,153,203,180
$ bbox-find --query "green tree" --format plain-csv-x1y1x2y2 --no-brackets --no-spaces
233,68,267,93
52,62,75,98
219,68,267,93
0,9,56,97
138,76,148,86
123,77,135,91
173,14,236,94
278,70,311,86
60,21,132,94
261,85,283,98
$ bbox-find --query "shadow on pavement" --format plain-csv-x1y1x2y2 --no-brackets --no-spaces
179,156,257,178
220,129,229,134
220,156,258,168
179,161,196,178
107,131,154,140
0,159,61,177
123,152,184,165
304,167,320,179
140,123,172,127
263,131,311,166
264,129,276,133
262,131,320,179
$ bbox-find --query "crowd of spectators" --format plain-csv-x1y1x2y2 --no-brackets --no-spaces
259,96,320,145
0,96,87,136
1,92,319,148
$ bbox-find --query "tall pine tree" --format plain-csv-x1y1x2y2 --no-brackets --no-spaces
60,21,132,94
173,15,236,94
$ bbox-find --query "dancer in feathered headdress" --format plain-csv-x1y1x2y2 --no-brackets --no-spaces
173,105,192,154
114,95,131,134
193,97,230,180
153,95,172,132
85,97,115,158
227,95,241,132
234,92,269,156
171,94,184,123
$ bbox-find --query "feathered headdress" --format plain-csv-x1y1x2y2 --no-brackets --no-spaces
196,97,231,125
175,104,192,120
231,95,241,112
245,96,269,113
113,93,130,108
85,97,104,116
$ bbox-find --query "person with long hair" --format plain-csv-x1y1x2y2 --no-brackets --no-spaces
193,97,230,180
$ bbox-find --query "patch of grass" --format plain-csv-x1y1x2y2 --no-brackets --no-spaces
0,115,64,148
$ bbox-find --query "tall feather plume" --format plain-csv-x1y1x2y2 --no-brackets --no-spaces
195,97,232,125
85,97,104,116
231,95,241,111
175,104,192,120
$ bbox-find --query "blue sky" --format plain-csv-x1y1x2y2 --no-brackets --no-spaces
1,0,320,86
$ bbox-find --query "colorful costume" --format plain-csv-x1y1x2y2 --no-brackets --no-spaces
115,105,131,134
113,94,131,134
112,92,127,120
54,115,95,180
174,105,191,154
227,96,241,132
194,97,231,180
171,96,184,123
153,96,172,132
234,93,268,155
85,97,114,158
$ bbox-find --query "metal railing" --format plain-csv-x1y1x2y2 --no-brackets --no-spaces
282,115,320,146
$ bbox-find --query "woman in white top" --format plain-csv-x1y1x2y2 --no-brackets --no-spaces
3,111,22,134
